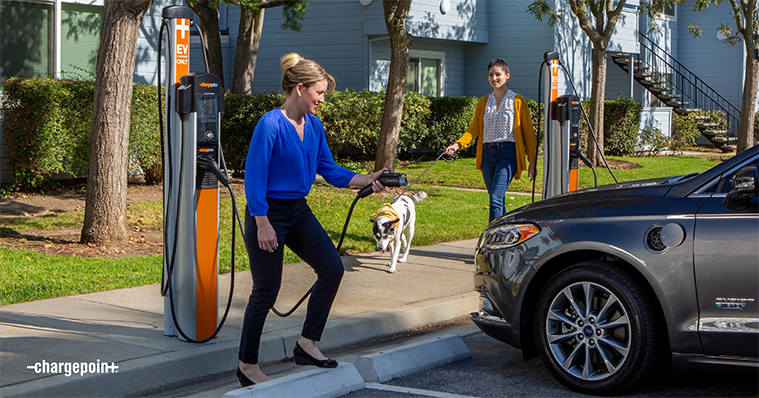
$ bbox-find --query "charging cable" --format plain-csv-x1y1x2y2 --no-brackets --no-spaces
558,63,619,184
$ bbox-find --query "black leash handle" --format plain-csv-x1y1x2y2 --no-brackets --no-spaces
391,151,456,204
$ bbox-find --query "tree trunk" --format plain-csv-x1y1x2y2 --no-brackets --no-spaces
738,55,758,153
375,0,413,172
81,0,153,246
586,47,607,166
187,0,225,87
231,7,265,94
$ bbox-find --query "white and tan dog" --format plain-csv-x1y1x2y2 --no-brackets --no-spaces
370,192,427,273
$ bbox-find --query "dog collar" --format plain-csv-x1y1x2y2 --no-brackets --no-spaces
371,204,399,222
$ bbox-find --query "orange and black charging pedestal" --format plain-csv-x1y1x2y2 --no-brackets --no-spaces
160,6,224,342
541,52,581,200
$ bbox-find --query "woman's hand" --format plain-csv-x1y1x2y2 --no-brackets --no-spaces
366,168,388,193
349,167,388,193
528,162,537,181
444,142,461,157
255,216,278,253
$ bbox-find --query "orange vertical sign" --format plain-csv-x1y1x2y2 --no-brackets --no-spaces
175,18,190,83
550,60,559,102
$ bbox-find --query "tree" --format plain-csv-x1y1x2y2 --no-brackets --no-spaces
81,0,154,245
528,0,626,165
187,0,226,87
689,0,758,153
226,0,307,94
375,0,413,172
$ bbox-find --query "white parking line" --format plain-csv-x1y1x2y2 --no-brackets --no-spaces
364,382,478,398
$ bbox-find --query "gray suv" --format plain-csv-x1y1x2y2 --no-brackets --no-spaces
471,145,758,395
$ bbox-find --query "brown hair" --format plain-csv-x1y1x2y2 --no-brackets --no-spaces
487,58,510,74
280,53,335,96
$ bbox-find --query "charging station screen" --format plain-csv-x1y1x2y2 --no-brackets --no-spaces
197,96,217,124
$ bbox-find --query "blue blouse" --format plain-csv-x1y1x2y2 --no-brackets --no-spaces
244,108,356,216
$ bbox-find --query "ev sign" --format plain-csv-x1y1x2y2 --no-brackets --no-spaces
175,18,190,82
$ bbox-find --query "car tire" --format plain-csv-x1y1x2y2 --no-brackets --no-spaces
534,260,663,395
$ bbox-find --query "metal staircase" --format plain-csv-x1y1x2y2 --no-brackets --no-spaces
610,32,740,152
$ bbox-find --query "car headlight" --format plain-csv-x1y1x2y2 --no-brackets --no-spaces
480,223,541,250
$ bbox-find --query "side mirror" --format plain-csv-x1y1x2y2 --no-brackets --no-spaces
723,164,758,210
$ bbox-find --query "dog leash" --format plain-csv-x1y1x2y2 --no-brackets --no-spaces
390,151,457,204
270,151,456,318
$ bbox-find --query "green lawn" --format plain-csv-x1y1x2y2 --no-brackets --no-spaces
399,154,728,194
0,153,729,305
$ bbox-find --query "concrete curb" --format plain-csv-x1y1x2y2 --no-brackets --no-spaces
1,293,477,397
354,334,470,383
223,333,473,398
222,363,365,398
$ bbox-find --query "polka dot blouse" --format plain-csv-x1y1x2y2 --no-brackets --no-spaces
483,90,517,143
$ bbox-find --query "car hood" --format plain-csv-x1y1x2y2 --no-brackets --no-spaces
495,178,676,225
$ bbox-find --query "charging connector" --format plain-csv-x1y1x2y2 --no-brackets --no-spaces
356,172,408,198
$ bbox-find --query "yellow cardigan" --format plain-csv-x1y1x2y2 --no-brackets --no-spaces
455,93,538,179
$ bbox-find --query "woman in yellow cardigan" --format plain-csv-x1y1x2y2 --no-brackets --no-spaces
445,58,537,222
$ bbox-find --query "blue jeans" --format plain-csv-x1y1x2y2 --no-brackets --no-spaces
481,142,517,222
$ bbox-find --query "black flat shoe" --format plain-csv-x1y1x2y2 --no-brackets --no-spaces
293,342,338,368
236,367,256,387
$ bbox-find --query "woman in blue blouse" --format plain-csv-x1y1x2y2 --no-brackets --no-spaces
237,53,387,386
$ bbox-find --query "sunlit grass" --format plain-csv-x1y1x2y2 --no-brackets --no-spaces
0,153,731,305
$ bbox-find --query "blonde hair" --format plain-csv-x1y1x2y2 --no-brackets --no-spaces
281,53,335,96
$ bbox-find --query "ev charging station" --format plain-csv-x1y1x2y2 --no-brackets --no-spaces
159,6,225,342
541,52,583,200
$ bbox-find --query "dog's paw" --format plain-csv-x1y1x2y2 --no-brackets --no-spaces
387,268,397,273
398,258,407,263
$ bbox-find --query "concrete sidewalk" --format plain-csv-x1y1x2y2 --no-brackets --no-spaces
0,239,479,397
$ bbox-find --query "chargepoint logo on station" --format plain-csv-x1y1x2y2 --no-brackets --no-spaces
199,82,218,89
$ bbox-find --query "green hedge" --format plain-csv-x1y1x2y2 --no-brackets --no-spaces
221,92,284,177
579,96,642,156
220,90,479,177
2,78,94,189
2,77,645,190
1,77,163,189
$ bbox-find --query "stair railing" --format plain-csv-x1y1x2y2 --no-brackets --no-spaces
637,32,740,137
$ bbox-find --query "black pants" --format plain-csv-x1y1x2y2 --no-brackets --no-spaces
238,197,344,364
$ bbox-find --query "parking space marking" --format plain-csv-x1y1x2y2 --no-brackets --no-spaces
364,382,477,398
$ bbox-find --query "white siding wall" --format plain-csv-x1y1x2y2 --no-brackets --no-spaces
369,37,465,95
247,0,382,93
675,1,745,109
462,0,552,100
406,0,488,43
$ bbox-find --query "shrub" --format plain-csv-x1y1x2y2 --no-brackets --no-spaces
2,78,94,189
636,124,670,156
318,89,389,157
578,96,642,156
221,92,284,177
421,95,477,157
527,99,545,155
1,78,170,190
670,112,700,153
129,84,163,184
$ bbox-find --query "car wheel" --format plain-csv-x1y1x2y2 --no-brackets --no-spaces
534,260,663,395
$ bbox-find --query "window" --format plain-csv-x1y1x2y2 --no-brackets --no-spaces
1,1,55,86
60,3,103,79
653,1,675,18
0,1,103,87
406,57,442,97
